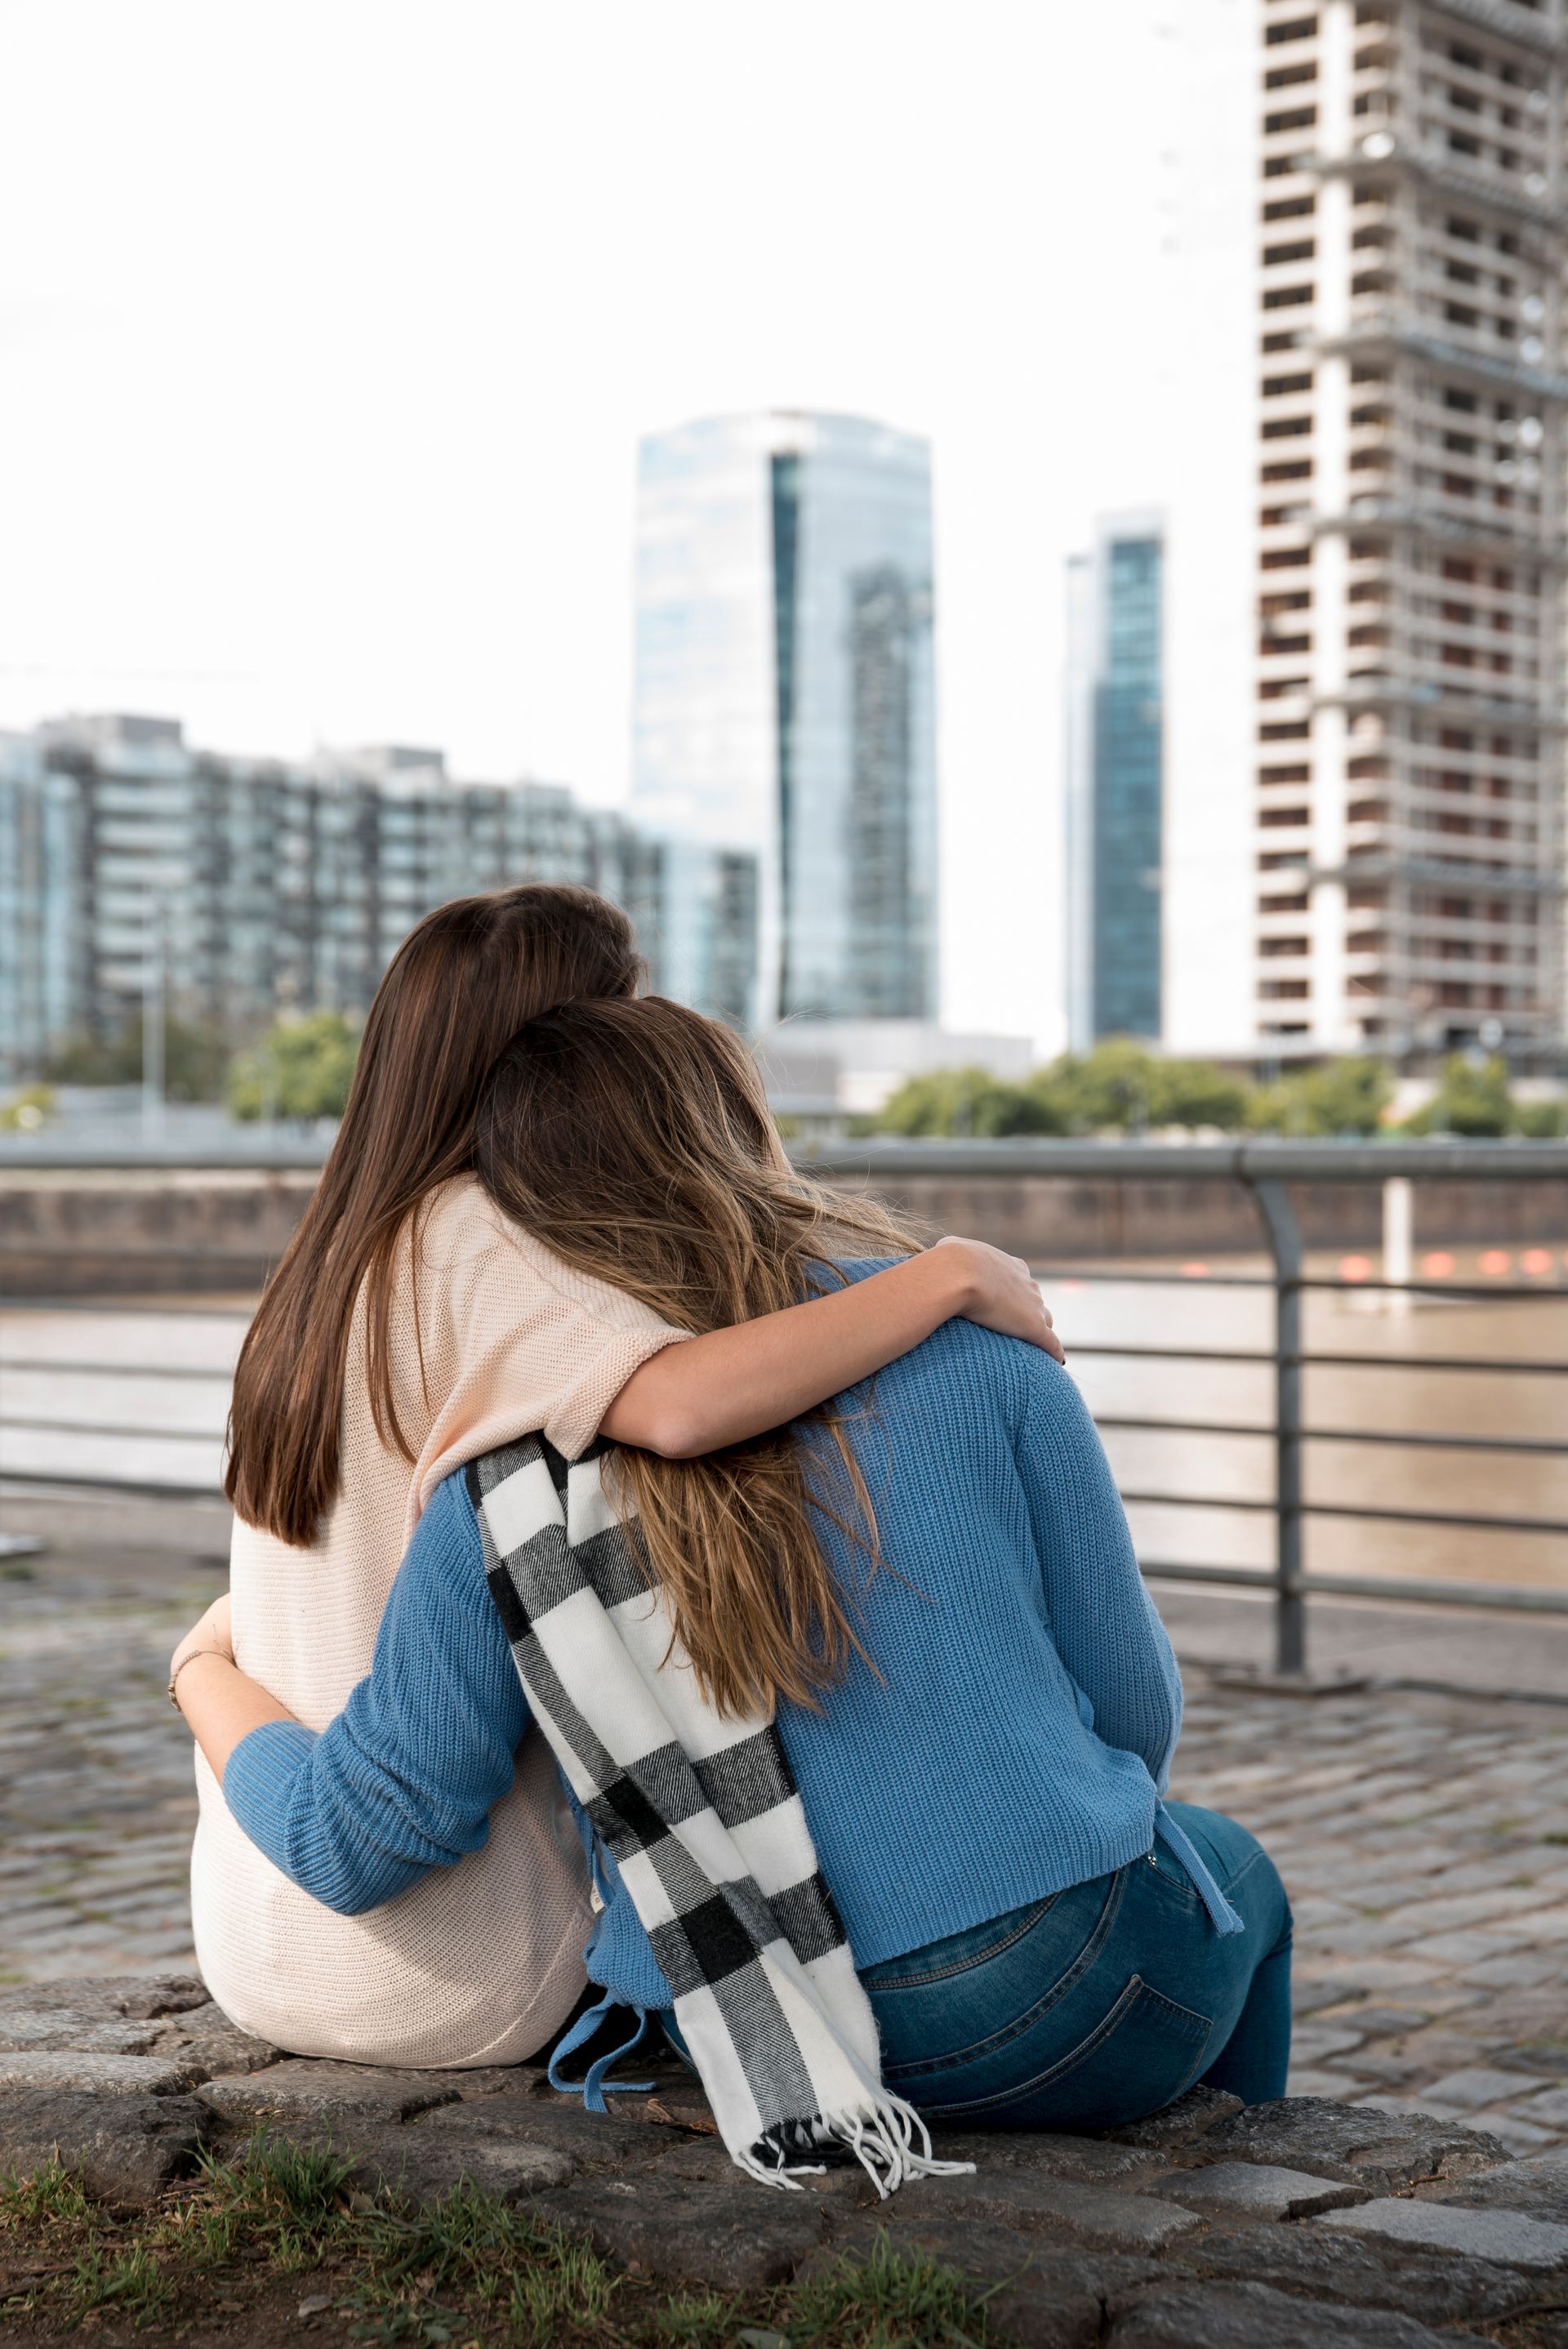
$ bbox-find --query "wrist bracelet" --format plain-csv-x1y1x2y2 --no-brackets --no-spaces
167,1646,225,1710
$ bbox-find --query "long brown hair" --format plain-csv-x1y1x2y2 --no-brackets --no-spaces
225,885,643,1544
473,995,925,1718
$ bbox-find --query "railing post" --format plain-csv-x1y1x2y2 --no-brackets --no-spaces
1383,1174,1414,1316
1248,1176,1306,1678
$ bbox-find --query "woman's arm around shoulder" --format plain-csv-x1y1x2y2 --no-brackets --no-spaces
1008,1347,1183,1790
184,1475,528,1914
602,1236,1064,1458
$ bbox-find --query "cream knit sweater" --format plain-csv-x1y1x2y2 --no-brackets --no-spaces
191,1176,688,2068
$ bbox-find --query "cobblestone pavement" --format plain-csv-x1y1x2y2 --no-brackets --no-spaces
5,1545,1568,2160
0,1550,216,1986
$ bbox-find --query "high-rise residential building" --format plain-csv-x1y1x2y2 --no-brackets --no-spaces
631,410,938,1028
0,731,77,1073
1251,0,1566,1060
0,715,757,1080
1066,515,1167,1048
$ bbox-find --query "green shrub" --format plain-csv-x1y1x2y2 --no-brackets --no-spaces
227,1012,359,1123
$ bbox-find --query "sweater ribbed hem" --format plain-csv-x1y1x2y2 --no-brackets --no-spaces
841,1805,1161,1972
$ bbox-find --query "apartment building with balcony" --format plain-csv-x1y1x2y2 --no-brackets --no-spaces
1253,0,1567,1061
0,715,759,1080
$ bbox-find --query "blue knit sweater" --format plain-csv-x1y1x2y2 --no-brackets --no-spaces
225,1283,1183,2004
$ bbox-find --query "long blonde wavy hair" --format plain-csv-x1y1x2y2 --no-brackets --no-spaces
472,995,926,1718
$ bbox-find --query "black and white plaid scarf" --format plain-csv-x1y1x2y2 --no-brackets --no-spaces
467,1433,971,2195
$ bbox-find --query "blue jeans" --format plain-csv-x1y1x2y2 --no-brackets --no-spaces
859,1803,1292,2128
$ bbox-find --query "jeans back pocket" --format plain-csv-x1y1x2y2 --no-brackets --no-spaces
911,1972,1214,2132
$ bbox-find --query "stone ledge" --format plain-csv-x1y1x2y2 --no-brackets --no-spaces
2,1975,1561,2344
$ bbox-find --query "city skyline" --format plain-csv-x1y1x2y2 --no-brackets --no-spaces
0,0,1252,1056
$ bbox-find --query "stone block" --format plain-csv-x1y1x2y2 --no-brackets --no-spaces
1343,2007,1437,2039
1287,2066,1373,2100
0,1975,206,2025
1156,2159,1370,2219
1322,2195,1568,2271
646,2134,865,2200
0,2012,167,2057
535,2172,826,2289
1189,2227,1543,2326
443,2063,548,2100
1475,2115,1561,2158
1294,1978,1369,2017
1202,2095,1506,2190
0,2089,212,2208
342,2123,577,2203
1094,2084,1243,2149
978,2258,1178,2349
0,2050,200,2097
413,2092,661,2168
806,2226,1176,2349
1433,2148,1568,2225
927,2127,1161,2183
884,2169,1202,2255
1399,1929,1535,1965
198,2058,462,2126
1425,2066,1552,2112
109,1976,212,2021
1516,2086,1568,2128
1291,2023,1370,2064
150,2017,283,2078
1108,2280,1493,2347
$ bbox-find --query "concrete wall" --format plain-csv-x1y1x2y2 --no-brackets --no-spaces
0,1170,318,1296
2,1166,1565,1295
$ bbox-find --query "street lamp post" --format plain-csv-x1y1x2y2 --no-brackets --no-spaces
141,902,165,1144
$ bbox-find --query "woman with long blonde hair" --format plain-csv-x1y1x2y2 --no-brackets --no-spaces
174,992,1288,2140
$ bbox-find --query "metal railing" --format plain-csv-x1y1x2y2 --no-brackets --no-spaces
2,1137,1566,1674
801,1139,1568,1674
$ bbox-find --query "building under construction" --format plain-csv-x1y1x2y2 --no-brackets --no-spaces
1254,0,1566,1063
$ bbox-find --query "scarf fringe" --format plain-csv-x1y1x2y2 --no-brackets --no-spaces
737,2096,976,2196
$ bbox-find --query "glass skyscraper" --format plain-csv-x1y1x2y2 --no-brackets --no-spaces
631,411,938,1027
1066,515,1165,1047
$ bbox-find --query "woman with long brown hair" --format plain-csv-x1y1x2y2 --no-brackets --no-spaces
174,992,1289,2148
175,889,1058,2069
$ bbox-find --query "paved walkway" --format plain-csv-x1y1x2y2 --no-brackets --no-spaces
4,1541,1568,2157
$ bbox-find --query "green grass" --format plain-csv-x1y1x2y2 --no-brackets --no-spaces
645,2292,738,2343
1,2160,97,2230
67,2243,174,2328
787,2231,1008,2349
192,2126,362,2240
0,2140,1005,2348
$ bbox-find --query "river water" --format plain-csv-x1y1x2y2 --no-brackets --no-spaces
2,1246,1564,1596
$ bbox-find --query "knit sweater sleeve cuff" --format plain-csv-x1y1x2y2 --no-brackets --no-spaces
544,1325,692,1462
222,1718,319,1874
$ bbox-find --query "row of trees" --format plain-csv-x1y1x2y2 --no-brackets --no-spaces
40,1012,362,1124
875,1038,1567,1140
22,1018,1567,1139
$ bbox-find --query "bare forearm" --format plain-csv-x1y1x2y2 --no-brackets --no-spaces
175,1652,293,1781
602,1244,1047,1456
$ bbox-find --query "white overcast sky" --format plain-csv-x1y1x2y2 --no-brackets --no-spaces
0,0,1246,1050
